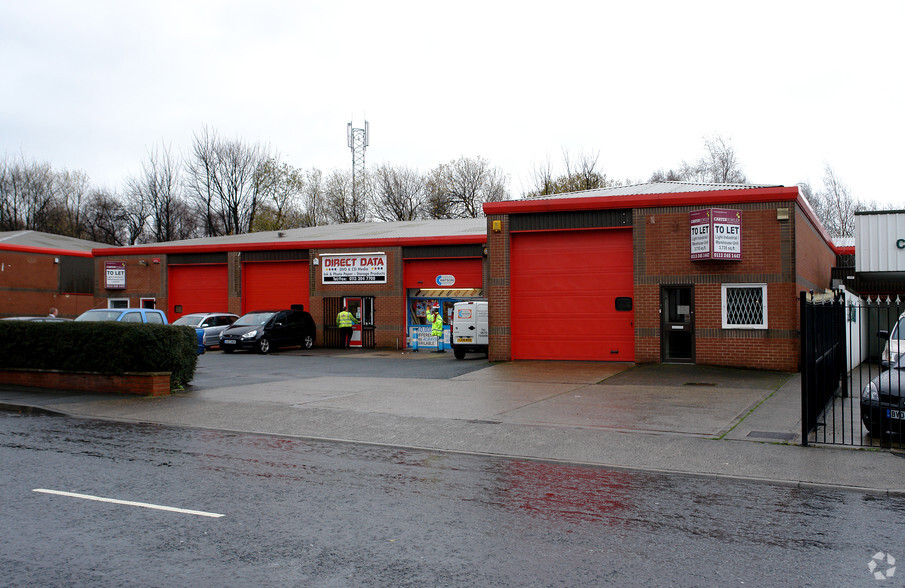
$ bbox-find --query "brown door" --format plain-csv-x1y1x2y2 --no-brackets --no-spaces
661,285,694,363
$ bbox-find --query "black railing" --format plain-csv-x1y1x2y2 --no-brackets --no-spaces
801,291,903,448
322,325,375,349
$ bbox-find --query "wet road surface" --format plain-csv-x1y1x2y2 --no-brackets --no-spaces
1,410,903,587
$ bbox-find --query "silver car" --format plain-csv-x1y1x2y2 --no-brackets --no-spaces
172,312,239,349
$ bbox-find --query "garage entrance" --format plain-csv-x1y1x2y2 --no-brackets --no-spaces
242,260,309,313
510,228,634,361
168,264,229,320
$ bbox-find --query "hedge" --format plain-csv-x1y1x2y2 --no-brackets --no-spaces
0,321,198,389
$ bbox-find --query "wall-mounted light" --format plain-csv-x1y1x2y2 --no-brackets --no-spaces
54,257,59,264
138,260,148,266
776,208,790,221
492,220,502,233
312,258,319,266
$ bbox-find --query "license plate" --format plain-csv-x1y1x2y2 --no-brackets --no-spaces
456,337,472,343
224,340,236,345
889,409,904,420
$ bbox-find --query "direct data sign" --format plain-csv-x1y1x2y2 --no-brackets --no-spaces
690,209,742,261
321,253,387,284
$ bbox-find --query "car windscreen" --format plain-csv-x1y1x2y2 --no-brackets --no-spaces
173,316,203,326
233,312,275,327
75,311,122,322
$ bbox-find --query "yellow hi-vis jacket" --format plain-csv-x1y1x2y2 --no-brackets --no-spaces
431,313,443,337
337,310,356,328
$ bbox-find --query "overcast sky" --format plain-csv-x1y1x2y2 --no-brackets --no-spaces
2,1,903,207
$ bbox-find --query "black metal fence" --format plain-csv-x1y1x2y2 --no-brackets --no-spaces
800,291,903,448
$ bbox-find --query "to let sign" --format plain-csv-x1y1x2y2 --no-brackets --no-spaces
689,209,742,261
105,261,126,289
321,253,387,284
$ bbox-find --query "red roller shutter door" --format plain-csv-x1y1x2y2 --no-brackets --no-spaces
168,265,229,320
403,258,483,289
242,261,309,313
510,228,634,361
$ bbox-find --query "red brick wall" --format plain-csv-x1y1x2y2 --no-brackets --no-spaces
487,215,511,361
0,251,95,319
635,203,803,371
309,247,406,348
794,205,836,295
0,369,172,396
93,255,167,317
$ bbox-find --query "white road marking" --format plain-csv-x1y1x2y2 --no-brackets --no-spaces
33,489,224,518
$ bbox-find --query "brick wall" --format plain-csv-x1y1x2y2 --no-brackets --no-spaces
0,250,95,319
93,255,167,315
309,247,406,348
0,369,172,396
635,203,803,371
487,215,511,361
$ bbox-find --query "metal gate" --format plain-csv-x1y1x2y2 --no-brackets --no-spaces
801,291,903,448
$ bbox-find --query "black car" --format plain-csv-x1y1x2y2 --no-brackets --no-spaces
219,309,316,354
860,354,905,438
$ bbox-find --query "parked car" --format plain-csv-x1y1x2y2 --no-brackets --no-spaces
880,310,905,368
172,312,239,349
860,353,905,438
219,309,316,354
74,308,168,324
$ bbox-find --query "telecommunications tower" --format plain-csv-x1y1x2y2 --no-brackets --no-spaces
347,120,369,203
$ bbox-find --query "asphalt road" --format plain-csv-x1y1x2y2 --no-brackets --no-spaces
2,410,904,587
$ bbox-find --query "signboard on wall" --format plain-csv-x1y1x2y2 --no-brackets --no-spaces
690,209,742,261
104,261,126,289
321,253,387,284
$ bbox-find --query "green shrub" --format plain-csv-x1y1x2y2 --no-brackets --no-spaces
0,322,198,390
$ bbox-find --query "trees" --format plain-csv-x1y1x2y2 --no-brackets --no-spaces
370,164,425,222
0,156,58,232
524,150,617,198
427,156,508,218
802,164,877,238
185,126,272,236
126,143,197,243
648,135,747,185
324,169,367,224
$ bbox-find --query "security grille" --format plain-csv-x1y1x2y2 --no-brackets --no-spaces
725,286,764,326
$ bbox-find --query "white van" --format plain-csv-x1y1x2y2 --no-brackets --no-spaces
450,301,488,359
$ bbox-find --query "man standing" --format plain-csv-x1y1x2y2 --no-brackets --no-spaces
430,306,444,351
48,308,58,318
336,306,357,349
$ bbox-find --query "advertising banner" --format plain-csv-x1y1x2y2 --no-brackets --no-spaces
104,261,126,289
321,253,387,284
690,209,742,261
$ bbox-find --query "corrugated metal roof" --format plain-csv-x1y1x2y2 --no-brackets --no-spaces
0,230,104,253
524,181,783,201
108,218,487,251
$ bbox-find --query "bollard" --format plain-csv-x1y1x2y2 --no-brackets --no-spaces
438,333,444,352
412,331,418,352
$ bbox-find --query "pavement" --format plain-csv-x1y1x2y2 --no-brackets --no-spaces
1,350,903,496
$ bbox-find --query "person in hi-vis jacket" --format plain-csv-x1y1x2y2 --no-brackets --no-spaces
336,306,357,348
430,306,443,350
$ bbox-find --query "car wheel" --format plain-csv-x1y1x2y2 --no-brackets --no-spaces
257,337,271,354
453,347,465,360
302,334,314,350
222,346,234,354
864,421,886,440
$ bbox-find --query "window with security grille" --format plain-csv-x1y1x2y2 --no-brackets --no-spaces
721,283,768,329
